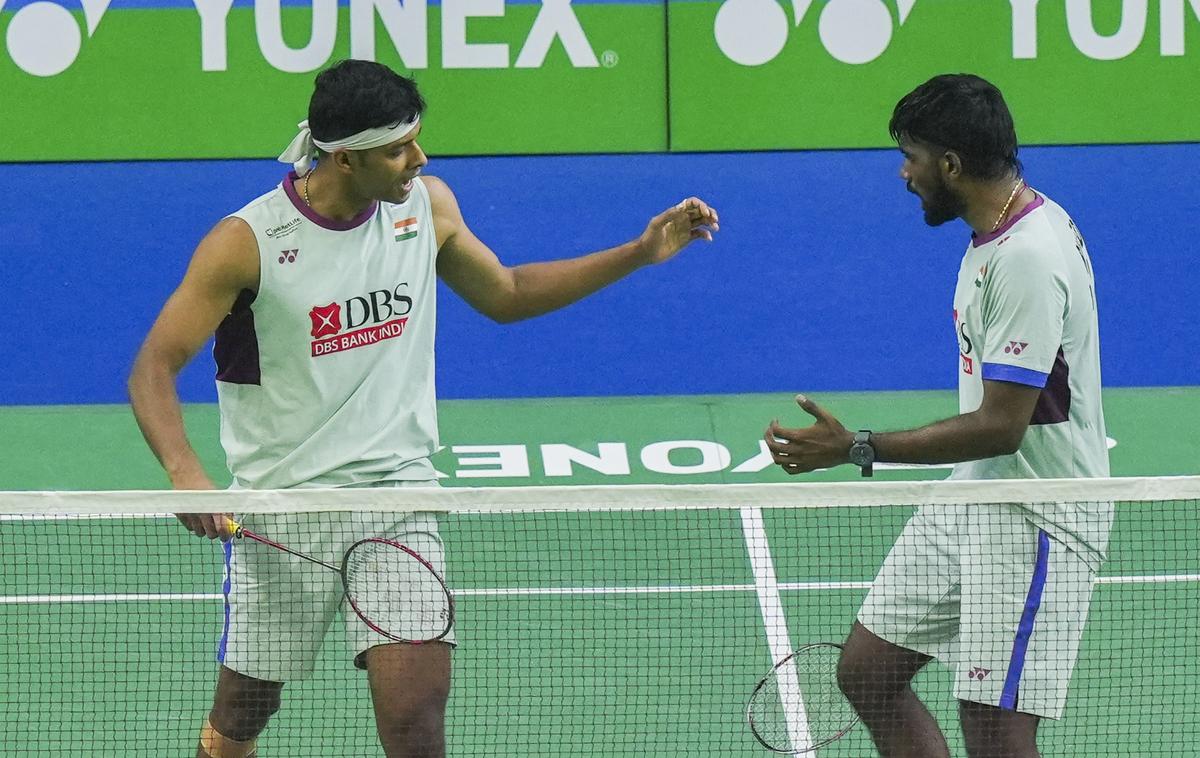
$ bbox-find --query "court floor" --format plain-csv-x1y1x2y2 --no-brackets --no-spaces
2,389,1197,755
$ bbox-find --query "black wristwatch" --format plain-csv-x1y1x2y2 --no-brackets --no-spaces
848,430,875,478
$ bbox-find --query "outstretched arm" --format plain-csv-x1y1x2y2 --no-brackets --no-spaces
764,381,1042,474
426,175,719,323
128,217,259,538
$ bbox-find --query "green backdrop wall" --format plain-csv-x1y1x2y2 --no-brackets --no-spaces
4,0,1199,161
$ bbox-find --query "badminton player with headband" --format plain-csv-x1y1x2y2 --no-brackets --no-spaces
129,59,719,758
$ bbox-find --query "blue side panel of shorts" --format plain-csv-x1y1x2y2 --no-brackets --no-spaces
218,540,234,663
1000,530,1051,710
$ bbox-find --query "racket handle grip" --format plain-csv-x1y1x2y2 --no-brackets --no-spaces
224,517,244,538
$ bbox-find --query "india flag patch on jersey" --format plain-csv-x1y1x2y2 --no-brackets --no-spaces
394,217,418,242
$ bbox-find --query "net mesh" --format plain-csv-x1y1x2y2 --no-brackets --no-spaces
2,478,1197,756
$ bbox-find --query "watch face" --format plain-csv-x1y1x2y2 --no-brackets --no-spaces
849,444,873,466
849,443,868,467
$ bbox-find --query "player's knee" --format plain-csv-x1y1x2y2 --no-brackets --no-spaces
836,646,870,705
376,690,448,755
836,642,908,709
210,679,283,742
207,703,279,745
959,701,1040,758
198,716,262,758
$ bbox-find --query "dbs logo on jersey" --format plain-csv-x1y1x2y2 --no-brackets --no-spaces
309,283,414,357
310,303,342,338
954,308,974,375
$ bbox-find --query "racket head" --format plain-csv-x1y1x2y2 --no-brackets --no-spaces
341,538,454,644
746,642,859,754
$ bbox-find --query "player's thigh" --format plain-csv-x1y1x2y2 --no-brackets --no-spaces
347,508,456,667
221,512,345,682
956,507,1096,719
364,641,452,718
839,621,935,696
857,505,964,658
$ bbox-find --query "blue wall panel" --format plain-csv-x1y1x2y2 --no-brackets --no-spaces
1,144,1196,405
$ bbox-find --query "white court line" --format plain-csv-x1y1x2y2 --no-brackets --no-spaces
741,507,812,752
0,513,170,522
1095,574,1200,584
2,574,1194,604
1,593,222,604
457,584,752,596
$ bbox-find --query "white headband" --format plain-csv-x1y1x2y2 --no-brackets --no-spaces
278,117,420,176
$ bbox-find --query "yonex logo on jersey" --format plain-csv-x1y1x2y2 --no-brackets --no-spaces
278,249,299,264
309,283,416,357
395,217,419,242
967,667,992,680
1005,341,1029,356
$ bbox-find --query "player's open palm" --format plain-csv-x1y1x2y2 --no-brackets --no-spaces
764,395,854,474
638,197,720,264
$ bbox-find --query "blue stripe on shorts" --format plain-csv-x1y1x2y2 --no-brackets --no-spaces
1000,530,1051,710
218,539,234,663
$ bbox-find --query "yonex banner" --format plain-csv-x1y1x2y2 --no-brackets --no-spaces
668,0,1200,150
0,0,667,160
2,0,1198,160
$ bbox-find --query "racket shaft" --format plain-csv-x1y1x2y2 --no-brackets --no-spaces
230,520,340,573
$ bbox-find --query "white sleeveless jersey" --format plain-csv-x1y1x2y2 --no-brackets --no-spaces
949,192,1111,568
214,173,439,489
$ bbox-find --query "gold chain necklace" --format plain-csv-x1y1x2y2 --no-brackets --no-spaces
991,179,1025,232
303,171,313,207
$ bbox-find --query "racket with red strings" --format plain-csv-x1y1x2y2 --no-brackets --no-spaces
226,517,453,644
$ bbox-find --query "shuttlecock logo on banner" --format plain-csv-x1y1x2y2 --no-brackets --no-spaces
3,0,111,76
713,0,1200,65
714,0,917,66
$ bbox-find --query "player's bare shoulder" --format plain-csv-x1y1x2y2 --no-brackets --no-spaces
420,174,459,213
191,215,261,295
419,175,466,249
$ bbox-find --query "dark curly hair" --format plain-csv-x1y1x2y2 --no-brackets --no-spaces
889,74,1020,180
307,60,425,145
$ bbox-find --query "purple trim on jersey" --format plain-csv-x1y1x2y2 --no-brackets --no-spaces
283,171,377,231
972,194,1045,247
982,362,1049,388
214,289,261,385
217,539,234,663
1031,348,1072,426
999,530,1051,710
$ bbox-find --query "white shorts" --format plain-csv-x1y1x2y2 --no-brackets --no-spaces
217,482,454,682
857,504,1097,719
